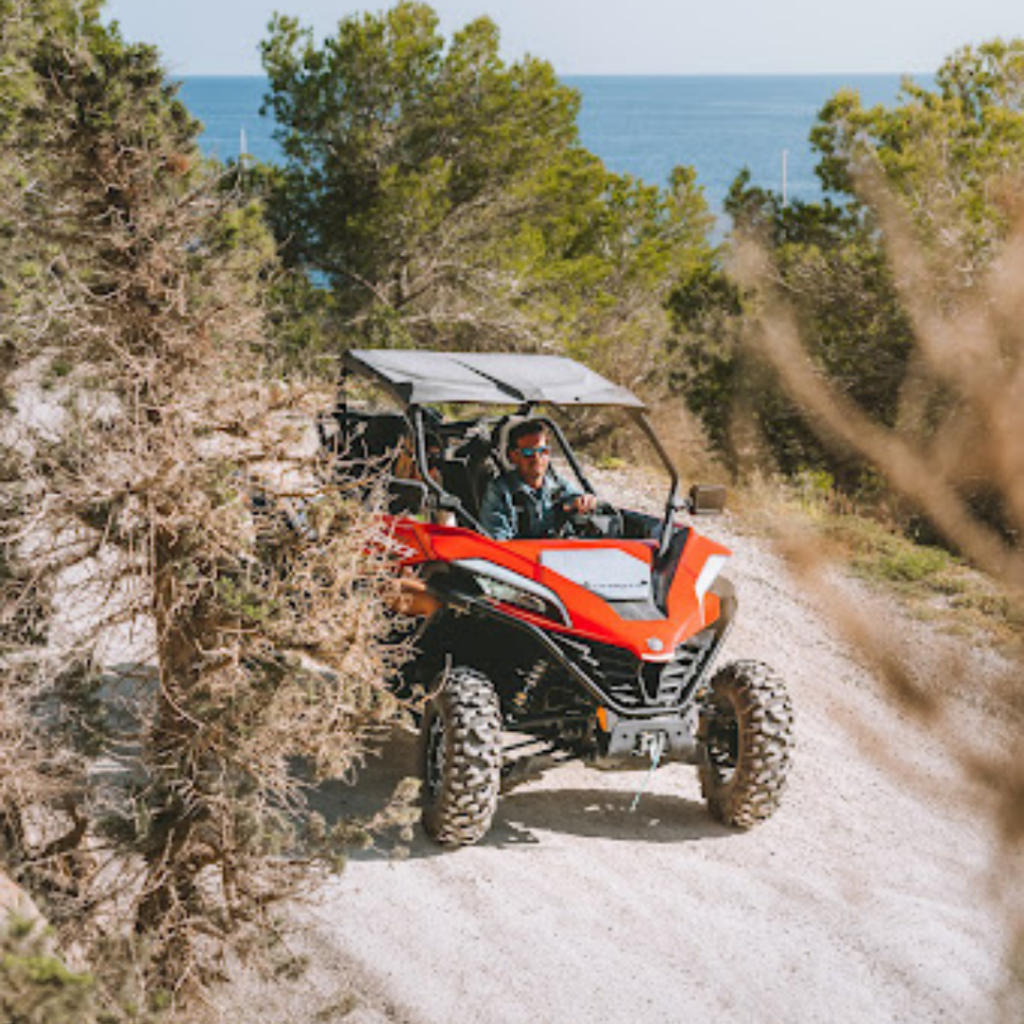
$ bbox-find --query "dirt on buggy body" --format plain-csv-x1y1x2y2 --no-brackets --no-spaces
323,350,794,846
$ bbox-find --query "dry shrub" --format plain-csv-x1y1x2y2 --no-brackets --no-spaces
2,361,417,1009
731,185,1024,1019
0,18,415,1015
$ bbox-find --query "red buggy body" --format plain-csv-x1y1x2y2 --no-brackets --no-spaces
323,350,793,846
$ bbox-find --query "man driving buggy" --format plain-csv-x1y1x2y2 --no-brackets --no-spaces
480,419,597,540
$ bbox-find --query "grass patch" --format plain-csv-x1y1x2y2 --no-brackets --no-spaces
736,476,1024,655
820,515,950,580
41,357,74,389
821,514,1023,652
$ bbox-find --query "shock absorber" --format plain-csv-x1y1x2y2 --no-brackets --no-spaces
512,658,549,713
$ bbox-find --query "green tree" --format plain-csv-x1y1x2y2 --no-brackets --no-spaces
260,1,715,373
261,2,580,314
669,38,1024,487
813,38,1024,288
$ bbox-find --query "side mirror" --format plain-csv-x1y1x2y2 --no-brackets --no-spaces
688,484,727,515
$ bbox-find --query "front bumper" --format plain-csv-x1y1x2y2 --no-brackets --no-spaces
593,708,700,766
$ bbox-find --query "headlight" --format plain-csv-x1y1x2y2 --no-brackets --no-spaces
694,554,728,605
454,558,571,626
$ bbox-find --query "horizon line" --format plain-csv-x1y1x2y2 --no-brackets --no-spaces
176,69,930,79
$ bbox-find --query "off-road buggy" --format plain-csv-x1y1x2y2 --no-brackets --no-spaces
320,350,794,846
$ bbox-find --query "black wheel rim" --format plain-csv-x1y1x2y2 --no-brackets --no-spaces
425,713,447,798
704,701,739,783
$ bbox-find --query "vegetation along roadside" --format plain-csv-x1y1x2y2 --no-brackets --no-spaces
1,0,1022,1019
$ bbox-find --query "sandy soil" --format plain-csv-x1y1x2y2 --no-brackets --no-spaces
227,477,1009,1024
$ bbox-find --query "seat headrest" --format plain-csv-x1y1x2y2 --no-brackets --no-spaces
362,413,408,455
492,416,531,471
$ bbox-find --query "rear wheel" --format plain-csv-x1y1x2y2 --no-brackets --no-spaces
420,666,502,846
697,660,794,828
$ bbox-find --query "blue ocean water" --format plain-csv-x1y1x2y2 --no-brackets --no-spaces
178,74,913,214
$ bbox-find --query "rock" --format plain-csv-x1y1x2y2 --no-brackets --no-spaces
0,868,44,931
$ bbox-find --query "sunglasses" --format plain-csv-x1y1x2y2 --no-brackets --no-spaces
516,445,550,458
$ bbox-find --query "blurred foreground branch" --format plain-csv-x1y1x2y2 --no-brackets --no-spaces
732,195,1024,1019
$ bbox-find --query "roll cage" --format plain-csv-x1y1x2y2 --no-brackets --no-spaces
320,349,693,552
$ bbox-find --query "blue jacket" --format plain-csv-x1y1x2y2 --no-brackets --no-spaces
479,469,580,540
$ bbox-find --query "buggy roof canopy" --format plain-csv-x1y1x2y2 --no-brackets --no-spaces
343,349,645,409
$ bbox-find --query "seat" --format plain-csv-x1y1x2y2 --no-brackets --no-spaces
446,434,499,520
385,477,428,516
491,415,529,472
361,414,409,460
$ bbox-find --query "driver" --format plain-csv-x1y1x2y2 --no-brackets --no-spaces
480,419,597,540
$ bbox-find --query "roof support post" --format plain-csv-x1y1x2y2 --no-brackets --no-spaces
632,410,681,559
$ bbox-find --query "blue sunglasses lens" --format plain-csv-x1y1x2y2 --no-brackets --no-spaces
519,446,549,457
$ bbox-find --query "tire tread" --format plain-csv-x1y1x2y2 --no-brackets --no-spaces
698,660,794,829
421,667,502,846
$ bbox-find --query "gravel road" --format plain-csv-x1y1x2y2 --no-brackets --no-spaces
233,469,1008,1024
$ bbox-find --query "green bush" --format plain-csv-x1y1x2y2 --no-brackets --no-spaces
0,918,95,1024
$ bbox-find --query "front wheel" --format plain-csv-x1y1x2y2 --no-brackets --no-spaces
697,661,794,828
420,666,502,846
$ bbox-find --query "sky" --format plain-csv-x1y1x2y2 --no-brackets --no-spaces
102,0,1022,77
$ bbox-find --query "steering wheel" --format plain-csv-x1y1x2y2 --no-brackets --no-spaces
557,499,623,539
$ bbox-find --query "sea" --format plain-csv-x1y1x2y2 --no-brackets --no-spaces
179,74,917,221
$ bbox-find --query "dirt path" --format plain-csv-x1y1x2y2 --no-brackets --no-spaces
239,494,1006,1024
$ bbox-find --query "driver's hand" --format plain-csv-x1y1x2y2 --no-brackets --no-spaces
571,494,598,515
